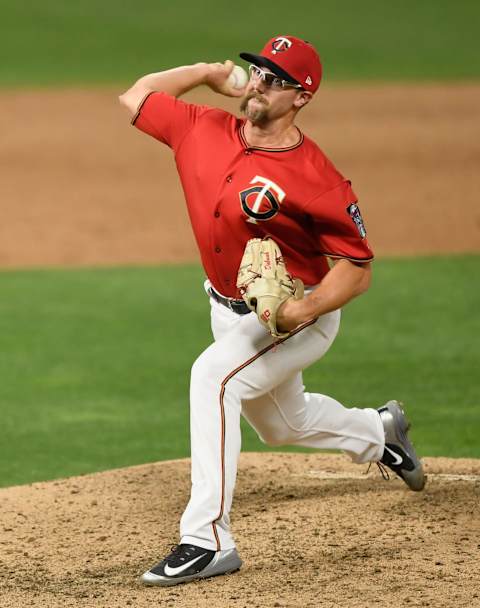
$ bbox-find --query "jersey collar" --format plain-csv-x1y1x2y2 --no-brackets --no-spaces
239,122,304,153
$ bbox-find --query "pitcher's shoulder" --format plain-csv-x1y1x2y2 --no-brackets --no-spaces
300,133,346,186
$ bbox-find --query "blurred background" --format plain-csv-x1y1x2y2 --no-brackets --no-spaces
1,1,479,487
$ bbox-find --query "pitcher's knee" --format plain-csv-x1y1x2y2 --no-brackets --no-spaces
191,353,255,407
191,349,227,386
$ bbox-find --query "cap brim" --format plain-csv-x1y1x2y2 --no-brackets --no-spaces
239,52,301,86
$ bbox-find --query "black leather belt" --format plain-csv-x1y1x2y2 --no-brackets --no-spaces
208,287,251,315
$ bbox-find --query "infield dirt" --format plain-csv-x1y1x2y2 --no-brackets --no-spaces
0,83,479,267
1,453,480,608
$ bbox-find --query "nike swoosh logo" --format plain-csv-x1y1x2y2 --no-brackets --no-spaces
163,553,208,576
385,446,403,466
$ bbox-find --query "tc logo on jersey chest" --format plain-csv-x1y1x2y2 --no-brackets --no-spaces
239,176,286,224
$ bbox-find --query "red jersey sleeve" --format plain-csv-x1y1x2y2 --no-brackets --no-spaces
131,92,211,151
304,180,374,262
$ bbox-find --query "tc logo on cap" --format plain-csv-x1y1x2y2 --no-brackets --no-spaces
271,37,292,54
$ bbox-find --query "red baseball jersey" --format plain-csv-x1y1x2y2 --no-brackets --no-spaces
133,92,374,298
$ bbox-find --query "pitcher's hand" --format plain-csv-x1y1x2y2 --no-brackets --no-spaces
205,60,246,97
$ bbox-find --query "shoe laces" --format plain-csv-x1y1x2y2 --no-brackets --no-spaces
365,462,390,481
166,544,197,564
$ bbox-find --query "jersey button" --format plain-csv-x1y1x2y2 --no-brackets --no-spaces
244,149,252,155
226,175,233,182
214,211,220,218
215,246,221,253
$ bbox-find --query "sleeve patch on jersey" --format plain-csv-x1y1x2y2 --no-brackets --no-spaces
346,203,367,239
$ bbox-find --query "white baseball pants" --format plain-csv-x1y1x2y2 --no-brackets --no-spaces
180,284,385,551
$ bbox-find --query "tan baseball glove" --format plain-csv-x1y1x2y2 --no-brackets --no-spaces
236,237,304,338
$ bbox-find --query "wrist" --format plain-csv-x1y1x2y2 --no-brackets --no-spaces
296,295,318,324
190,62,210,85
201,62,218,86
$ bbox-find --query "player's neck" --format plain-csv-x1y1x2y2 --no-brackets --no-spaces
243,118,301,149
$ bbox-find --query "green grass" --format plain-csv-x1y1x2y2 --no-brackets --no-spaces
1,1,479,86
0,256,479,488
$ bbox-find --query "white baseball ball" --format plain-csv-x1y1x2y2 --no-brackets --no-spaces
227,65,248,89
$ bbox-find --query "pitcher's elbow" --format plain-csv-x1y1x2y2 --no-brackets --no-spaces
118,92,128,107
357,264,372,295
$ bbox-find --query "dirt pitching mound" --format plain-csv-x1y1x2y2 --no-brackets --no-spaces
1,453,479,608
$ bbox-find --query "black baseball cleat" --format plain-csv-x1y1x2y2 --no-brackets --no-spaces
377,400,426,491
140,543,242,587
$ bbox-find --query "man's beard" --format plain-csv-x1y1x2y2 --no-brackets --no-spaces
240,92,269,124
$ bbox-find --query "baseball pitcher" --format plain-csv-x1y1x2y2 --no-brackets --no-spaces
119,35,425,587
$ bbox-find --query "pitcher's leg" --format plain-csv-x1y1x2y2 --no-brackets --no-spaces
180,315,273,551
180,310,343,550
242,374,384,463
180,350,242,550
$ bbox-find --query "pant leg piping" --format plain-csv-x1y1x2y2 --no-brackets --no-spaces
211,319,317,549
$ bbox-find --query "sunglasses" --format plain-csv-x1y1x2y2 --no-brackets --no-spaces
248,64,303,91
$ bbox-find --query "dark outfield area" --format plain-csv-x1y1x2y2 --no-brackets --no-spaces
0,0,479,86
